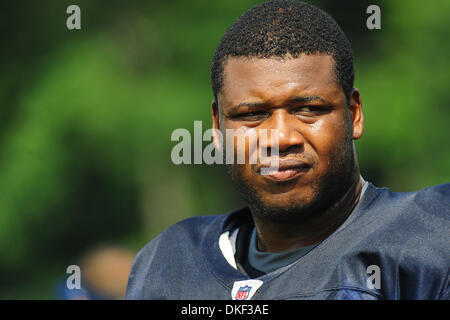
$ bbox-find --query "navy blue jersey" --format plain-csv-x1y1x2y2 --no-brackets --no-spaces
126,183,450,300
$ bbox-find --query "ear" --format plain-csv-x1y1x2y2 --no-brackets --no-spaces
211,99,222,150
349,88,364,140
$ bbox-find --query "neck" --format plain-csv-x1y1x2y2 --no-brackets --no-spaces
252,173,364,253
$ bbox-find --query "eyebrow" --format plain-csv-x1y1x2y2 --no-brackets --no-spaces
229,96,327,113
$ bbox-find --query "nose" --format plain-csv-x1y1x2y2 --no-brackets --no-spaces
260,109,305,152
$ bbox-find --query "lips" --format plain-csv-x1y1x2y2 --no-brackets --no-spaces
258,158,311,181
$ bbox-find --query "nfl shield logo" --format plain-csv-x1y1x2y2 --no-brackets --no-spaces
231,279,263,300
235,285,252,300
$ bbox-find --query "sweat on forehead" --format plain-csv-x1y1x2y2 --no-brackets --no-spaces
217,55,344,111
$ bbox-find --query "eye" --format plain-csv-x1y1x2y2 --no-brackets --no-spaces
293,106,317,113
233,111,269,121
292,106,328,116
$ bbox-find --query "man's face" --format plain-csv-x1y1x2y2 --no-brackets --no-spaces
212,54,363,222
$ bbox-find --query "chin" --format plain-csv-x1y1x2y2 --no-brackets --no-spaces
246,187,321,223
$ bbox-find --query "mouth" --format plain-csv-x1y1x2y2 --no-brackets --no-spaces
257,158,311,182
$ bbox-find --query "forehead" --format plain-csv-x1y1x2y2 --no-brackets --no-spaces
218,55,343,108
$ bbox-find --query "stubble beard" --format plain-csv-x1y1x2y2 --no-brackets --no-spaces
225,130,357,224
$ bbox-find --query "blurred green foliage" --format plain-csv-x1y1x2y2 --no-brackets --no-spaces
0,0,448,298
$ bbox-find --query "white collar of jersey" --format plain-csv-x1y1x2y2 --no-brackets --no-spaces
218,228,239,269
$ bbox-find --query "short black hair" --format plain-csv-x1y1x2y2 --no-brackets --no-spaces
211,0,354,103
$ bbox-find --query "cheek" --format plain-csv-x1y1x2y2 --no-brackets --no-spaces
223,123,260,164
306,117,349,164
